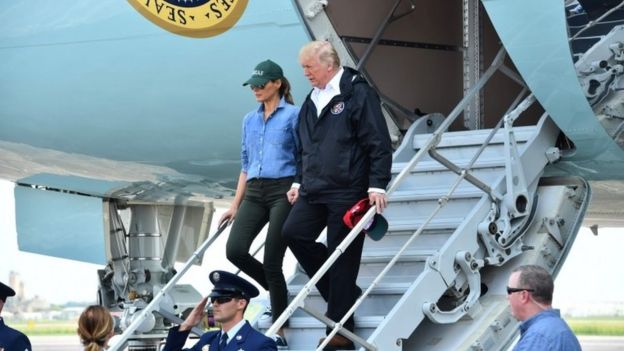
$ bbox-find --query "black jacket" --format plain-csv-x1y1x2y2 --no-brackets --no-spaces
296,67,392,202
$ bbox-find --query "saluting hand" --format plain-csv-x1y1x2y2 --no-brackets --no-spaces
368,192,387,214
179,296,208,332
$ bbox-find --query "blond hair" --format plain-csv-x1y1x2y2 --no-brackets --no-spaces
77,305,114,351
299,40,341,69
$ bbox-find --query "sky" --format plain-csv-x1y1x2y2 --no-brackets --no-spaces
0,179,623,312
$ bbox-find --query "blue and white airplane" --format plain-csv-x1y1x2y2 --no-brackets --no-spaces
1,0,623,350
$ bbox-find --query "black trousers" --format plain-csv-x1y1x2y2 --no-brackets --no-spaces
226,177,292,323
282,196,365,333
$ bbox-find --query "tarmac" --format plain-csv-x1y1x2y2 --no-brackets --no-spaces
30,334,624,351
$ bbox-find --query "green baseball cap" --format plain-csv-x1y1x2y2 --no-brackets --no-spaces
243,59,284,86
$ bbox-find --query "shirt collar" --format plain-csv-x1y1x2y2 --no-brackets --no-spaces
519,308,559,334
256,96,287,114
314,67,344,95
223,319,247,342
326,67,344,94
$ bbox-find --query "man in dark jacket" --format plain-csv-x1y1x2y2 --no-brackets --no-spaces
283,40,393,350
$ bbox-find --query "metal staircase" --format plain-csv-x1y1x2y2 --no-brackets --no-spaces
105,103,590,350
107,51,594,351
256,107,591,350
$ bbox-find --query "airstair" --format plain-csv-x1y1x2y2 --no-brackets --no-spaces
100,87,588,351
258,89,590,351
252,1,598,349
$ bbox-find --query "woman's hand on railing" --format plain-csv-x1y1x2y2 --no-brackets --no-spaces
219,207,237,227
368,191,387,214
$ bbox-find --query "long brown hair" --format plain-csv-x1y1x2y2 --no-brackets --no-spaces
77,305,114,351
278,76,294,104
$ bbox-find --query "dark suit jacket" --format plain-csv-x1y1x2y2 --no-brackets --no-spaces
162,320,276,351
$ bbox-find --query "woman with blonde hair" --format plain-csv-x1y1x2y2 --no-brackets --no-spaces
77,305,114,351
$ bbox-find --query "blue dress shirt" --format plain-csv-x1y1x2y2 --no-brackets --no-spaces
241,97,300,180
514,309,581,351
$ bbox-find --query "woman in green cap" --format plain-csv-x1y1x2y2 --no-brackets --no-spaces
219,59,299,348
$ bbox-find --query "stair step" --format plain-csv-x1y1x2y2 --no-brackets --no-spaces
391,157,506,174
288,281,412,297
411,126,537,149
360,250,435,263
363,231,452,255
390,187,484,202
258,316,383,350
387,217,463,231
390,167,504,193
384,199,482,227
287,315,384,329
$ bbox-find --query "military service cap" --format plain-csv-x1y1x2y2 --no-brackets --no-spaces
0,281,16,303
208,270,259,301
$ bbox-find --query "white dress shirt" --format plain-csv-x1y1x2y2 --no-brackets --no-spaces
221,318,246,346
311,67,344,117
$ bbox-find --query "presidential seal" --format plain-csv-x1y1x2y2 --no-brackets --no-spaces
331,102,345,115
128,0,249,38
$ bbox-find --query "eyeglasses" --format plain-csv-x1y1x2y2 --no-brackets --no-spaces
210,296,237,304
250,84,266,90
506,287,535,295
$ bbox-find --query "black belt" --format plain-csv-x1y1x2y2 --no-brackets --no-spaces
248,176,294,184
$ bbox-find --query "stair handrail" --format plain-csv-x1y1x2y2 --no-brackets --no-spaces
109,221,230,351
266,47,509,348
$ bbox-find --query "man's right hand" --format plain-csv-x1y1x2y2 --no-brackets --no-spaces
179,296,208,332
287,187,299,204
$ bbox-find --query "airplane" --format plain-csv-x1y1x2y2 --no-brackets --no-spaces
1,0,623,350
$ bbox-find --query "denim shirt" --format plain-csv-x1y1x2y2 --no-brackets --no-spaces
241,97,300,180
514,309,581,351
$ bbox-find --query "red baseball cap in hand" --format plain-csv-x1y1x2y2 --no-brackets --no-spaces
343,198,388,241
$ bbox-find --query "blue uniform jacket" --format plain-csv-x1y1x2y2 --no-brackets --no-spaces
0,317,31,351
162,321,276,351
